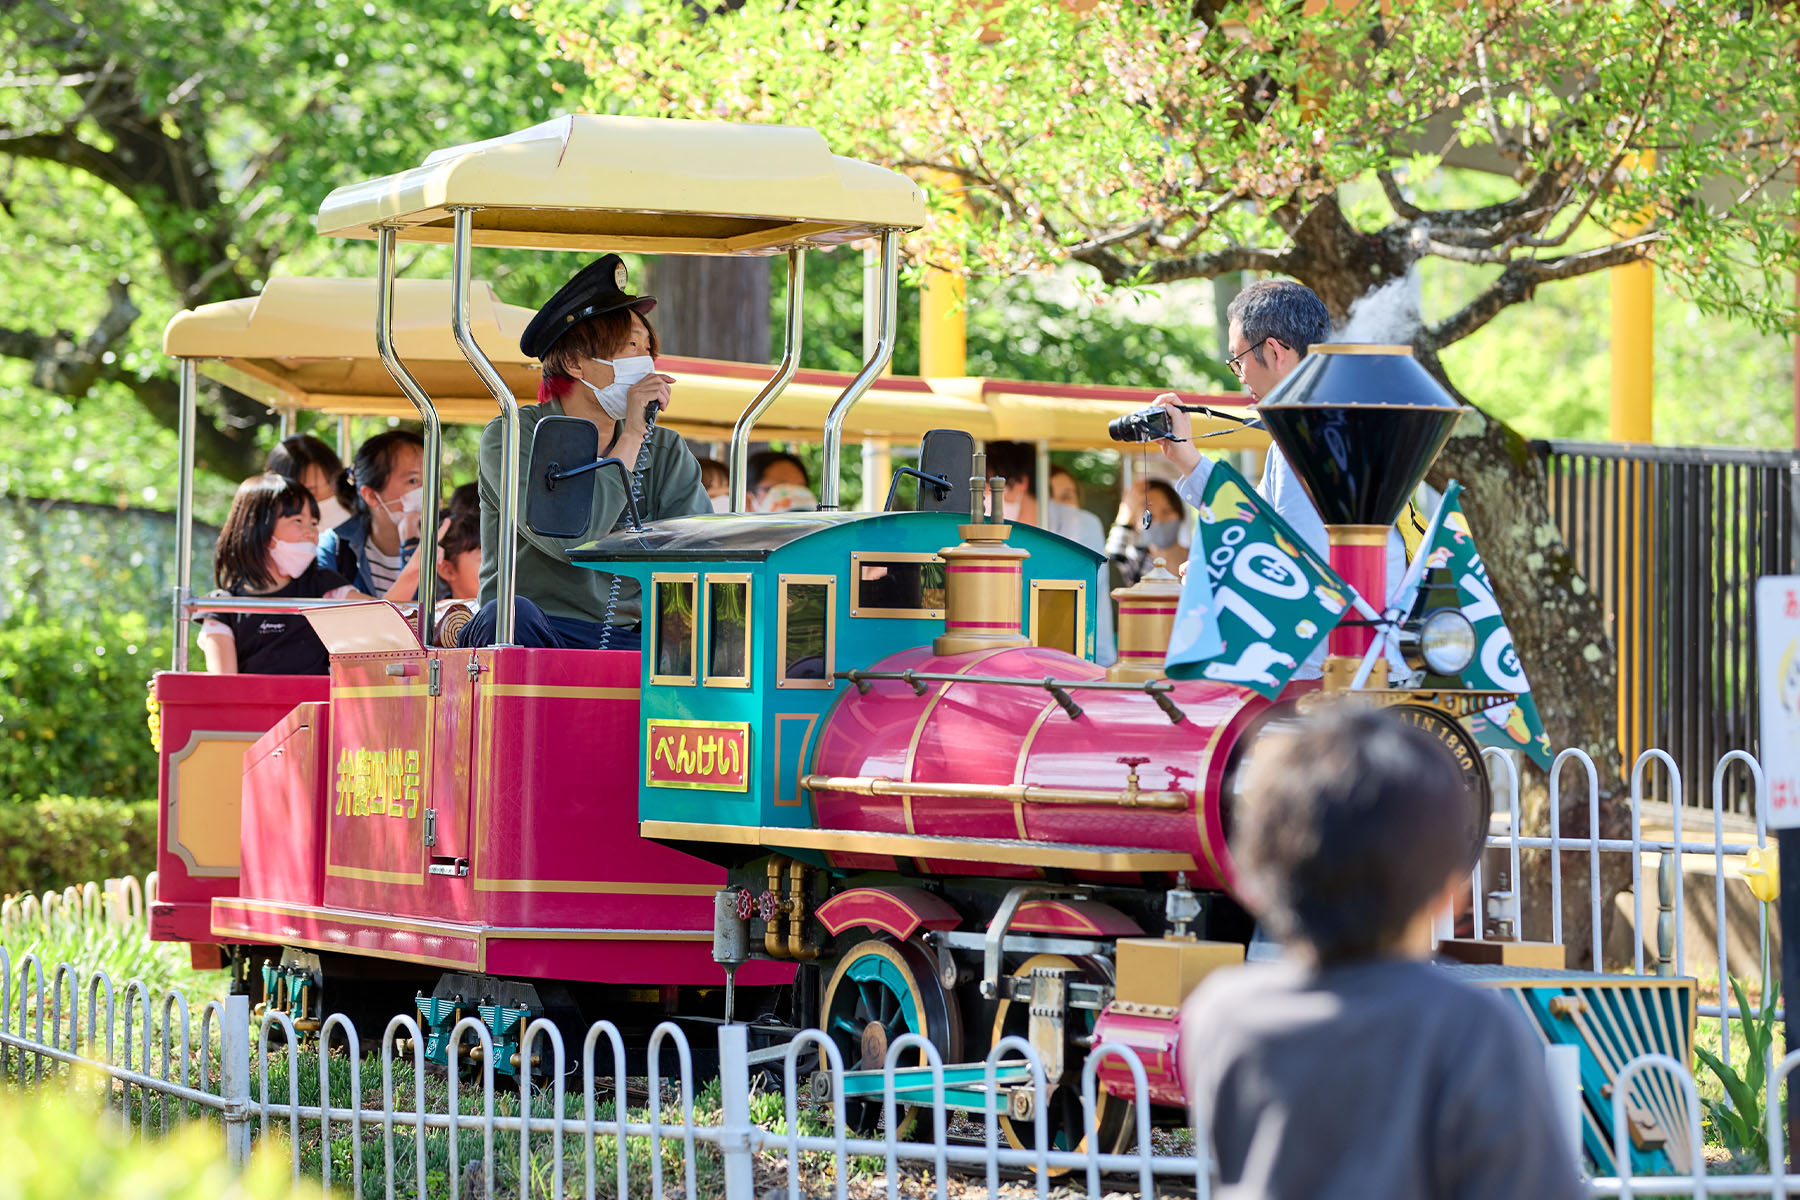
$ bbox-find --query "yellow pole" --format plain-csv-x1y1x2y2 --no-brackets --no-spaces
1609,260,1654,442
919,170,968,378
1607,150,1655,776
1609,149,1655,444
919,266,966,377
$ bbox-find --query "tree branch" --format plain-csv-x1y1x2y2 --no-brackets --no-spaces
1423,234,1662,348
0,287,266,477
1070,242,1293,286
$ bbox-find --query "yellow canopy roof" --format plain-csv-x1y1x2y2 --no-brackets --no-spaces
162,276,1265,451
315,115,925,254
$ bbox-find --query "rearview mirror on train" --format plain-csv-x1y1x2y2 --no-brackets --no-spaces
915,429,974,514
527,415,600,538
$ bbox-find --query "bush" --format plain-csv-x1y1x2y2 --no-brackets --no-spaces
0,1088,322,1200
0,607,162,801
0,797,157,896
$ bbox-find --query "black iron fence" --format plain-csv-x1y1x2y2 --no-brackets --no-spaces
1533,441,1800,812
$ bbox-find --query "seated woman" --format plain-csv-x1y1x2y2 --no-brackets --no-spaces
265,434,354,533
460,253,709,650
1107,478,1191,582
316,430,425,601
197,474,369,675
747,449,815,512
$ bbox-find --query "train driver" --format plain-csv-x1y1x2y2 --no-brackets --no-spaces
1150,279,1407,681
458,254,710,650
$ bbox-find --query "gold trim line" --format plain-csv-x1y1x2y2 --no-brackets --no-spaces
640,820,1196,872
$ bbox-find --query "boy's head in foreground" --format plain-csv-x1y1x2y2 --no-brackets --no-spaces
1235,705,1477,965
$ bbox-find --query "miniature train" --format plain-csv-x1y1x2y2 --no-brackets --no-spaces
147,114,1692,1174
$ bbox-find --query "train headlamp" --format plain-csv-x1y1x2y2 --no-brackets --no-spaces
1417,609,1477,676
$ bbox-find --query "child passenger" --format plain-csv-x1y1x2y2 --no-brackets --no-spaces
197,474,369,675
1179,705,1582,1200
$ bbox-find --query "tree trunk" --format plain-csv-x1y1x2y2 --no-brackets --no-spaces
1291,249,1632,966
1418,352,1632,967
643,256,772,362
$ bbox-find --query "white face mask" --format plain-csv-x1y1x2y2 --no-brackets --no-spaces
1146,518,1182,548
751,483,816,513
268,538,317,581
315,496,351,531
710,493,733,513
580,355,657,420
381,487,425,543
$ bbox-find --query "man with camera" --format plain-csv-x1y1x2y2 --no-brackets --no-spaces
1140,279,1408,679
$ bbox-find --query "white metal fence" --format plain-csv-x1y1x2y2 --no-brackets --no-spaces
0,746,1789,1198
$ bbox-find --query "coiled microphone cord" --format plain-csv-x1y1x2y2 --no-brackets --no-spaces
599,406,658,650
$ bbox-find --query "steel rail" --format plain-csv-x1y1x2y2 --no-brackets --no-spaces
376,225,442,645
729,248,804,513
820,230,898,510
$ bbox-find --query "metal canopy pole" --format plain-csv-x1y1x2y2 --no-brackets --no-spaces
377,225,441,645
172,358,198,671
729,248,804,513
336,418,352,469
821,230,898,511
449,207,519,646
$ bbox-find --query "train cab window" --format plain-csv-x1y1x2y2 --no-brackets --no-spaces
1029,579,1086,658
703,574,752,689
848,551,946,619
777,575,835,688
651,573,698,686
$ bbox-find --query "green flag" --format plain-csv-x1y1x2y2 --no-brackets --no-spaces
1419,489,1554,768
1167,461,1349,697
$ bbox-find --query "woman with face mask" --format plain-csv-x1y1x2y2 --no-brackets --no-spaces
266,434,355,533
746,450,817,513
197,474,371,675
316,429,427,601
1107,478,1191,585
459,253,710,650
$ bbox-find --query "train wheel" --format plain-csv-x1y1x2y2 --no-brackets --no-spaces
820,937,963,1139
990,954,1134,1170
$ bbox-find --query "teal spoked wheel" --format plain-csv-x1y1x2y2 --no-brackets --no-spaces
991,954,1134,1170
820,937,963,1138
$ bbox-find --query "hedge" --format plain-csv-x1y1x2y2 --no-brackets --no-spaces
0,797,157,897
0,608,162,801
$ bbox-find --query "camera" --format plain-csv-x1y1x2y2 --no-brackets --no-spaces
1108,405,1175,443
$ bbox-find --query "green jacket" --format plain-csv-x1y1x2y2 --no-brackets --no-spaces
476,399,709,628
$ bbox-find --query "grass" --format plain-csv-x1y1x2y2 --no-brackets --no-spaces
0,899,222,1014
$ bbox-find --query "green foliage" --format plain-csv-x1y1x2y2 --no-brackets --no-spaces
0,799,158,896
0,606,161,801
528,0,1800,409
775,248,1231,389
0,1089,319,1200
1695,976,1785,1168
0,0,598,486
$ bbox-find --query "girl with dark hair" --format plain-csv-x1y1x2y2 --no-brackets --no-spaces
265,434,354,532
316,429,426,599
197,474,368,675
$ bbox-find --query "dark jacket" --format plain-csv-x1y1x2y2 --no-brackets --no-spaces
316,511,418,599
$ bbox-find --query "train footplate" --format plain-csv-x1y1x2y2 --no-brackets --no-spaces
830,1061,1037,1116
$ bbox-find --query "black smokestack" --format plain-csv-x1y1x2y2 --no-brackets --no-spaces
1256,345,1467,527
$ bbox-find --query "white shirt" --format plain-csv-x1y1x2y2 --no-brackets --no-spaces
1044,501,1116,666
1176,449,1408,680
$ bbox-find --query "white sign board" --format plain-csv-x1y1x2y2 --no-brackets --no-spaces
1757,575,1800,828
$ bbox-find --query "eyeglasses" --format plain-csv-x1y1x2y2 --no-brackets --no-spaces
1225,337,1273,379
